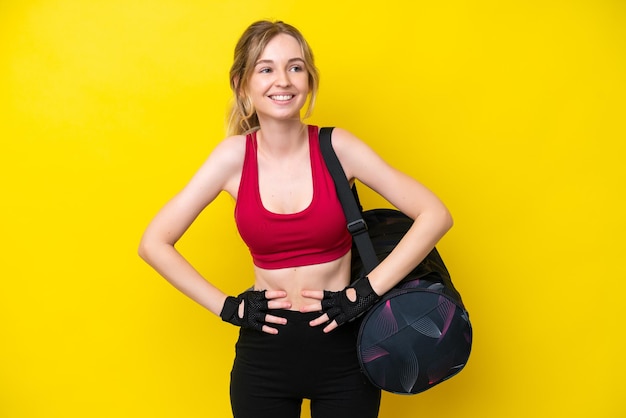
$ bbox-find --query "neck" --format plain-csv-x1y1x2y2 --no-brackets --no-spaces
256,119,308,156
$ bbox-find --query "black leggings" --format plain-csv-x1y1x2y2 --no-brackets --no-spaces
230,310,381,418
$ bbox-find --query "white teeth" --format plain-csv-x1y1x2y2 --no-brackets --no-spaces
270,95,293,101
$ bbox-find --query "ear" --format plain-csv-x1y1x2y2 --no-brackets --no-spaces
234,76,249,99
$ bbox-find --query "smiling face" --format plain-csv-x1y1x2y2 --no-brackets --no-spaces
245,33,311,123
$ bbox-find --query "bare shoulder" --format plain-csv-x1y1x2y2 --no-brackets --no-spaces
326,127,363,151
208,134,247,168
326,127,388,181
328,127,448,221
195,134,247,196
197,134,247,180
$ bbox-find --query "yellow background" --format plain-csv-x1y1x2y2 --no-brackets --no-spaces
1,0,625,417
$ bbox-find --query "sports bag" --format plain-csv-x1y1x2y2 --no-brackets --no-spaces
319,127,472,395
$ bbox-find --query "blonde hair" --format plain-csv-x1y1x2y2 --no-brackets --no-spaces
227,20,319,136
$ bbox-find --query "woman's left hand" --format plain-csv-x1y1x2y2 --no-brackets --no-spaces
300,277,379,333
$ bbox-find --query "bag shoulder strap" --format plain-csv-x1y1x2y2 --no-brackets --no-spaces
319,127,380,273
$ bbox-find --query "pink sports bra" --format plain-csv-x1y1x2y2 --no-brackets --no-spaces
234,125,352,269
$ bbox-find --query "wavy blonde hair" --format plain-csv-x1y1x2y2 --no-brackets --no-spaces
227,20,319,136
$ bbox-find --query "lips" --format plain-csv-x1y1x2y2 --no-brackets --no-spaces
269,94,294,101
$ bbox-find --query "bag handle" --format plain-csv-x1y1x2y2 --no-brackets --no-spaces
319,127,379,274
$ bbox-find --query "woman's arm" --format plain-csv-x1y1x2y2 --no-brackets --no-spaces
331,127,453,295
137,136,245,316
303,128,453,332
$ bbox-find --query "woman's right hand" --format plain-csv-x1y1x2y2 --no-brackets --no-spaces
220,289,291,334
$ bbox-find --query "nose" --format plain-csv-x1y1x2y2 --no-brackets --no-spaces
275,69,292,87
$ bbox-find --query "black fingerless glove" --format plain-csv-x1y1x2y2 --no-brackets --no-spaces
321,277,380,326
219,290,268,331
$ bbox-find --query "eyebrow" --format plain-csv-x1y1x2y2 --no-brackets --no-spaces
254,57,305,66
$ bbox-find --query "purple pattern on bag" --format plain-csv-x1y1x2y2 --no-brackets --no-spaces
377,300,398,339
411,316,442,338
437,296,456,343
358,290,472,394
399,350,419,393
361,345,390,363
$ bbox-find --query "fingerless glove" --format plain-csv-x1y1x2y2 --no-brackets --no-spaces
321,277,380,326
220,290,269,331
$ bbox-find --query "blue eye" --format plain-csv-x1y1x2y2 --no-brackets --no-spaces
290,65,303,72
259,67,271,74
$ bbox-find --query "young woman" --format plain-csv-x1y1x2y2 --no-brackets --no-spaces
138,20,453,418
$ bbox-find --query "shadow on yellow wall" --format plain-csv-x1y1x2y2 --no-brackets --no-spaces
1,1,625,417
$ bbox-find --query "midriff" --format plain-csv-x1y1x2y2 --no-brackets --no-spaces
252,250,352,311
